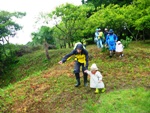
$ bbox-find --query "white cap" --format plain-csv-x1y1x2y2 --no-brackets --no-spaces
90,63,98,71
118,41,121,44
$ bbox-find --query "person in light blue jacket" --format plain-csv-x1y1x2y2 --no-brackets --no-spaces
94,28,99,47
106,29,118,57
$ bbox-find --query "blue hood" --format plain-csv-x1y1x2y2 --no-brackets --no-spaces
109,29,114,34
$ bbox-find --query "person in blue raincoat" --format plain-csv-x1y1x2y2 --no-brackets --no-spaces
106,29,118,57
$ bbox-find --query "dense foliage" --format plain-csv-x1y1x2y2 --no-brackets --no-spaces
0,11,25,75
0,0,150,75
31,0,150,49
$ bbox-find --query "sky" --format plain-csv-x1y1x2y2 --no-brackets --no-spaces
0,0,82,44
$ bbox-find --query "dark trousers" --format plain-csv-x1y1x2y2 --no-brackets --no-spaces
74,61,88,83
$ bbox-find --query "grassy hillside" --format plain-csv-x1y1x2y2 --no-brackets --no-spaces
0,41,150,113
0,48,71,87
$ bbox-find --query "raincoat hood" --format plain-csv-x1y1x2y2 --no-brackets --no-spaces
76,44,83,50
109,29,114,34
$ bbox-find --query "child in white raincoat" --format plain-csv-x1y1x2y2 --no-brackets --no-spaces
116,41,124,57
85,63,105,93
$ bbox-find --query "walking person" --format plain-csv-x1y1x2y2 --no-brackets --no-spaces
84,63,105,94
106,29,118,57
116,41,124,58
94,28,99,47
58,43,88,87
104,28,108,44
97,29,104,48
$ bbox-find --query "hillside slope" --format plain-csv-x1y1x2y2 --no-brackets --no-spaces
0,41,150,113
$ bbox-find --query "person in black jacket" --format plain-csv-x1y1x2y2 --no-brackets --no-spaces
58,44,88,87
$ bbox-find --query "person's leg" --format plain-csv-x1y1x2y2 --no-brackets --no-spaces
113,43,116,55
96,39,99,48
98,39,101,48
99,39,103,48
74,62,81,87
109,45,113,57
109,50,113,57
109,42,116,57
94,88,99,94
101,88,106,93
121,52,124,57
82,64,88,87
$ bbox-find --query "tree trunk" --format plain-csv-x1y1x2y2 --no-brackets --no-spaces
143,30,145,42
68,42,71,48
71,42,74,47
43,41,50,60
60,44,62,49
64,40,66,48
135,30,139,42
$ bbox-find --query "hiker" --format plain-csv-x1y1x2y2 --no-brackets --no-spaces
58,43,88,87
116,41,124,58
104,28,108,44
97,29,104,48
94,28,99,46
84,63,105,93
106,29,118,57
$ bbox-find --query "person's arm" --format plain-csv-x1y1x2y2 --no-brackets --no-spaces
95,32,99,37
59,50,75,64
105,35,109,45
97,72,103,82
114,34,118,42
84,70,91,75
122,44,124,49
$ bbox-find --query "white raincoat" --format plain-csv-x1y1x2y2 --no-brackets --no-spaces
116,41,124,52
86,70,105,88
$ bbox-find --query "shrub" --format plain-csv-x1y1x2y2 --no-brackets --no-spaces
121,36,133,48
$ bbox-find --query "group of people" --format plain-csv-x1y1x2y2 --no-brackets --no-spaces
59,43,105,94
58,28,124,94
95,28,124,57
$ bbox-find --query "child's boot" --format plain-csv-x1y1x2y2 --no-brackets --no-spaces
95,88,99,94
101,88,106,93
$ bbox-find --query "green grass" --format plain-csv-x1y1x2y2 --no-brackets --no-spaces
84,88,150,113
0,48,71,87
0,41,150,113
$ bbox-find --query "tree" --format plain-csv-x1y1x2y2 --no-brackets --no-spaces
85,0,150,41
31,26,54,60
86,0,133,8
132,0,150,41
49,3,95,48
0,10,25,75
0,11,25,45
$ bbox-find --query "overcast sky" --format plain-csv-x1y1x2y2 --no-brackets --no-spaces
0,0,82,44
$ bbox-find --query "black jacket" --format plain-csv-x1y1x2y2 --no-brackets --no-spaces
61,49,88,69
